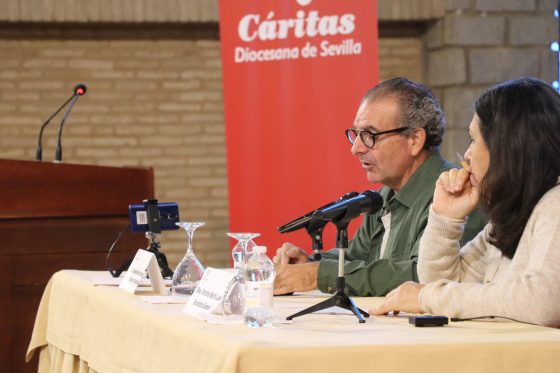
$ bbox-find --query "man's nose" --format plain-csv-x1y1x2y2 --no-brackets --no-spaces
351,135,368,155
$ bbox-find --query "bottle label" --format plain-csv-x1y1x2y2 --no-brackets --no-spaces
245,281,273,307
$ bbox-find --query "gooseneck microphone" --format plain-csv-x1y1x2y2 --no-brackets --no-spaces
36,84,87,161
36,85,79,161
54,84,87,162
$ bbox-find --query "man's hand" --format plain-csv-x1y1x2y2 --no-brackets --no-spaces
368,281,425,316
274,262,319,295
273,242,310,265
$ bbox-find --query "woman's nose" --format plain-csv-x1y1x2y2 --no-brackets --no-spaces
464,146,473,164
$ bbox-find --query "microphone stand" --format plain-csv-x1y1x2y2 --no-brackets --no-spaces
54,94,80,163
278,192,362,261
286,204,369,323
306,216,328,261
36,94,76,161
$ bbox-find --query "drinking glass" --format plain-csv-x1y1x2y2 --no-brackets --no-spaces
221,277,245,316
221,232,260,316
227,232,260,270
171,222,206,298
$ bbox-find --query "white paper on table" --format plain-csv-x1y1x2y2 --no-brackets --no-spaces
92,273,171,287
118,250,167,294
141,295,187,304
191,312,293,325
183,268,236,316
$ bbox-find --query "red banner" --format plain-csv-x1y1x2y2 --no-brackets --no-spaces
219,0,378,254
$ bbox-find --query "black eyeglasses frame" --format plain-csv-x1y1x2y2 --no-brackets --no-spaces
345,126,411,148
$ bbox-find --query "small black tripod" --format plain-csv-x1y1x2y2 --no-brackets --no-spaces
145,231,174,279
286,204,369,323
107,199,174,279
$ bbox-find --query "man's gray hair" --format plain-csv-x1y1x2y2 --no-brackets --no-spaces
361,77,445,151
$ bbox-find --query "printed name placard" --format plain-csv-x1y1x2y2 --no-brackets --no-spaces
119,249,167,295
183,267,236,316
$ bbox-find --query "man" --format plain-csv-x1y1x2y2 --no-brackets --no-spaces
273,77,485,296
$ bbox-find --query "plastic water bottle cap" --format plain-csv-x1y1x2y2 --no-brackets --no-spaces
253,246,267,254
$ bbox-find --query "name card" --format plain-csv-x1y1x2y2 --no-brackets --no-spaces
119,249,167,295
183,267,236,316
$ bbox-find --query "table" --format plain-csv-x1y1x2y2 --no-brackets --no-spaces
27,270,560,373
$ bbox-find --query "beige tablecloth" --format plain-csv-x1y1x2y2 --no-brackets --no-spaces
27,270,560,373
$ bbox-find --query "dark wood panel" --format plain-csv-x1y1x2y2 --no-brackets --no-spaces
12,243,142,287
0,257,12,371
0,159,154,219
0,159,155,373
2,217,145,256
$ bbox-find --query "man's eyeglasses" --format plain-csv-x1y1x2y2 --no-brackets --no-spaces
345,127,411,149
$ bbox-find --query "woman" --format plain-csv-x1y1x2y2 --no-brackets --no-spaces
370,77,560,327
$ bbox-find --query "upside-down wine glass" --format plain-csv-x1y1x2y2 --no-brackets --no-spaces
221,232,260,316
227,232,261,270
171,222,206,298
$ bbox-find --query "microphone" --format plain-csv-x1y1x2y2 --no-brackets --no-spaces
74,84,87,96
278,191,360,234
36,84,85,161
54,84,87,162
313,190,383,222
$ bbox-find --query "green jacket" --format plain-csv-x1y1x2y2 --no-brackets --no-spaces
317,151,486,296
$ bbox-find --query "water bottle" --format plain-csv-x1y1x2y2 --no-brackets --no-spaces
243,246,275,327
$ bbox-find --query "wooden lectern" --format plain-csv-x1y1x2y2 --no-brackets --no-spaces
0,159,155,373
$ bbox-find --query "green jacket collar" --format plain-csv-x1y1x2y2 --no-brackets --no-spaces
393,151,446,209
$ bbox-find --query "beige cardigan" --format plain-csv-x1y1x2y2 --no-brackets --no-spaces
418,183,560,327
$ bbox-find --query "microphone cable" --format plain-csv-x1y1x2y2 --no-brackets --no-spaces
450,315,539,326
106,224,133,278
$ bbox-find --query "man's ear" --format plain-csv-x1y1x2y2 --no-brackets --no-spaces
409,128,427,156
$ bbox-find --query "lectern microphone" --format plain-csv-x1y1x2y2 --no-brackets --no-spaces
36,84,87,162
54,84,87,162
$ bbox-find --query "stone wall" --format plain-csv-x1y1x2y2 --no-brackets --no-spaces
425,0,557,157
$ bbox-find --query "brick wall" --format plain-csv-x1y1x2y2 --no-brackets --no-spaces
0,0,556,268
0,24,229,267
0,23,423,268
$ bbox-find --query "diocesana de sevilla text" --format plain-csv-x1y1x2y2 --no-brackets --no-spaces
234,38,362,63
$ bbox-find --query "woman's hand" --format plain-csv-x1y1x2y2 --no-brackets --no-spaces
369,281,425,316
433,167,480,220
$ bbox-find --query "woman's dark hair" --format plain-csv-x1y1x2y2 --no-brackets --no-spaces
475,77,560,259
